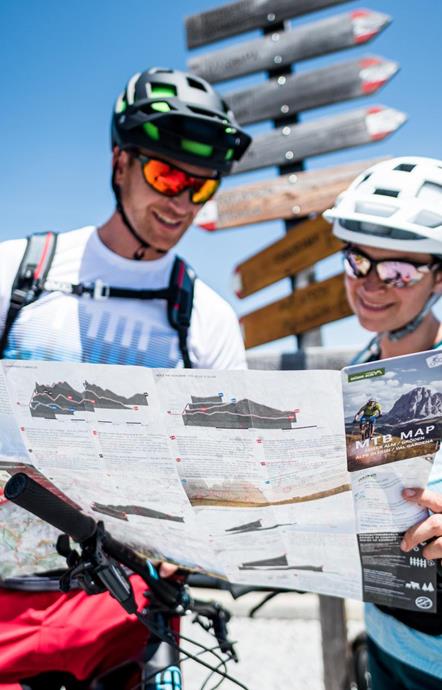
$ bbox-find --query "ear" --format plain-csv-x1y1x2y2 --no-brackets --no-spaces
112,147,130,184
111,145,121,168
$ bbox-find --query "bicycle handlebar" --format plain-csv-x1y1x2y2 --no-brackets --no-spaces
5,472,242,680
4,472,182,607
5,472,97,543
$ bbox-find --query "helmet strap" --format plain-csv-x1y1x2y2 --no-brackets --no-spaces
111,164,166,260
384,293,441,342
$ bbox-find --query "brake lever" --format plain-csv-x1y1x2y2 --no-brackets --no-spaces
192,601,238,661
56,526,138,614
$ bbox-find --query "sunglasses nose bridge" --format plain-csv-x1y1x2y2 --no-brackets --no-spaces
364,261,389,290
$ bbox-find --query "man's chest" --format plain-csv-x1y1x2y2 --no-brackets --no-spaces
4,293,182,368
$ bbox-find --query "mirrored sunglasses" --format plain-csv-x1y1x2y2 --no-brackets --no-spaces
343,247,436,288
135,153,220,205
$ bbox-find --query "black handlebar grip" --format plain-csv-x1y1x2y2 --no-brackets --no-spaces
5,472,97,543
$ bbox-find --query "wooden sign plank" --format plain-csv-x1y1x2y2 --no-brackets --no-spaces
233,217,344,298
186,0,351,49
188,10,391,83
194,157,385,231
232,105,406,175
225,56,399,125
240,274,352,349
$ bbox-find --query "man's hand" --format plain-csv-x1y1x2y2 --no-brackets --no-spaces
159,562,179,578
401,488,442,559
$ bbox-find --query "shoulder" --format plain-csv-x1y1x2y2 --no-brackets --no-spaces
190,278,247,370
193,278,239,322
0,237,28,294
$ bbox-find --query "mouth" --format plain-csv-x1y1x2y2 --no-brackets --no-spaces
357,294,395,313
152,209,184,229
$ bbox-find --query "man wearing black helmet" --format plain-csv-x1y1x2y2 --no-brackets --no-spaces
0,68,251,686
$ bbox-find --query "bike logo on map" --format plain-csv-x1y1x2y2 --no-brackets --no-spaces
426,353,442,368
415,596,433,609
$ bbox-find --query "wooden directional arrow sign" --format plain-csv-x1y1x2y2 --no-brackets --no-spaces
233,217,344,298
194,157,385,231
232,105,406,174
186,0,351,49
188,10,391,83
240,274,352,349
225,56,399,125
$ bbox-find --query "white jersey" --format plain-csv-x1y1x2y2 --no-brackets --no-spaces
0,226,247,370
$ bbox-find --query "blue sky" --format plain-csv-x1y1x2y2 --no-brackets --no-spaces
1,0,441,355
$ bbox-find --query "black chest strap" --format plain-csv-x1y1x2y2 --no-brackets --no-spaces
1,233,195,368
0,232,58,357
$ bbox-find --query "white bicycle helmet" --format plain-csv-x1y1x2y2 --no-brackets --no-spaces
324,157,442,258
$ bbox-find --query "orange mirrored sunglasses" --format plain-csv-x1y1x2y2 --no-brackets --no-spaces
134,153,220,205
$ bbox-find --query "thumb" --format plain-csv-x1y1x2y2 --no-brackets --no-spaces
402,487,442,513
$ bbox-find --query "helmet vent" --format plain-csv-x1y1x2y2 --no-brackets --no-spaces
374,188,399,198
357,173,372,186
187,76,208,92
394,163,416,172
416,181,442,203
355,201,396,217
150,83,177,98
413,210,442,229
189,105,223,120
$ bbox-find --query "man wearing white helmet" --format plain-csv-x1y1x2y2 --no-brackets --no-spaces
325,156,442,689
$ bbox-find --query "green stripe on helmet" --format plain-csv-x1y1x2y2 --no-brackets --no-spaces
225,148,234,161
143,122,160,141
151,84,177,97
151,101,171,113
181,138,213,158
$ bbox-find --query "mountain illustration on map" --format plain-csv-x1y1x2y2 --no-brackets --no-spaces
92,502,184,523
30,381,149,419
226,519,295,534
182,394,298,429
239,554,323,572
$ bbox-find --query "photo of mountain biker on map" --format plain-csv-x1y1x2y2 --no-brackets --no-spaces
354,399,382,440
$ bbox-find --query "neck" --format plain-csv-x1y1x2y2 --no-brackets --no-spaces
97,212,165,261
379,312,442,359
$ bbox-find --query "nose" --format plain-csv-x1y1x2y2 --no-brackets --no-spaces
362,265,387,292
167,190,194,213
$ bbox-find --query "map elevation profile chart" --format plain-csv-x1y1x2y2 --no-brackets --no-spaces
30,381,149,419
182,394,297,430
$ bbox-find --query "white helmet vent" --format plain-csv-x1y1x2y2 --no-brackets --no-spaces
355,200,396,217
394,163,416,172
413,210,442,229
374,188,399,198
416,181,442,203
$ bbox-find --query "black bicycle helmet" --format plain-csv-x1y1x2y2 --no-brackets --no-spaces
111,67,251,174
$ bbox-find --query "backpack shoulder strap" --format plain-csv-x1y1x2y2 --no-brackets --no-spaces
0,232,58,357
167,256,196,369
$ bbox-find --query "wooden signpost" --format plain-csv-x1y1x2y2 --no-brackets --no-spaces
225,56,399,125
188,9,391,83
240,273,352,349
194,158,385,230
233,217,343,298
233,105,406,174
186,0,352,48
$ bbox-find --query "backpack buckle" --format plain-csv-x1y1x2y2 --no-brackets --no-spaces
93,280,110,300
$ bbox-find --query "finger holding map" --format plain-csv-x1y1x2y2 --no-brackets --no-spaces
401,487,442,559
